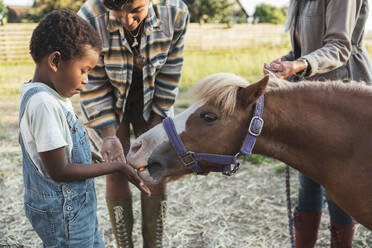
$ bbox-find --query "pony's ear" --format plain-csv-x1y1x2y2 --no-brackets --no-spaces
238,75,269,108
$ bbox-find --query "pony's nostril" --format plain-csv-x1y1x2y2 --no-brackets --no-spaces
130,140,142,154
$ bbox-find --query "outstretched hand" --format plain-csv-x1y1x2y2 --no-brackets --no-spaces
92,151,103,163
264,58,307,79
120,163,151,196
101,137,126,163
100,136,151,196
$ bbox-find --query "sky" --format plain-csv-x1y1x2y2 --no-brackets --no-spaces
4,0,372,32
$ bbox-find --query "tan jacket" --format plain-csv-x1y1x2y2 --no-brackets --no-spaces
283,0,372,84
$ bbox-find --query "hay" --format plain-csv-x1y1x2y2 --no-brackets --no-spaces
1,146,371,247
0,96,371,247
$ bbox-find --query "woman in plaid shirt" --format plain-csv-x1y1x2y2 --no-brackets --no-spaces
78,0,189,247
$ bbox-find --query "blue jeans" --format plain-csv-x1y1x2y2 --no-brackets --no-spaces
20,86,105,248
297,172,352,225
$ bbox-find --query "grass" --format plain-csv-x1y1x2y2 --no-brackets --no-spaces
0,45,292,94
1,43,370,93
367,46,372,56
0,61,34,100
180,44,291,90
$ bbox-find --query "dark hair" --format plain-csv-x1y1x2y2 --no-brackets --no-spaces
103,0,133,10
30,9,102,63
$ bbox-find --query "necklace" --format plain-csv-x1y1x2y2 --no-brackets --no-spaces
133,54,146,69
124,23,146,69
127,22,143,48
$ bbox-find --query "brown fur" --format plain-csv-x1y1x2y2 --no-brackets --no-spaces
131,73,372,230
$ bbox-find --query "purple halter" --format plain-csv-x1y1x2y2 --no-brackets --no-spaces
162,96,264,176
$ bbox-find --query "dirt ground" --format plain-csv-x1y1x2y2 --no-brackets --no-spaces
0,94,371,248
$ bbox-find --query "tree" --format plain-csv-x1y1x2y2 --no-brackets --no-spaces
28,0,84,22
0,0,7,25
253,4,287,24
188,0,234,24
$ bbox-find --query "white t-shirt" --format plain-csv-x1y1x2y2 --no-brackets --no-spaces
19,82,75,175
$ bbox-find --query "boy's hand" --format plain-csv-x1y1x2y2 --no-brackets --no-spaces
120,163,151,196
92,151,103,163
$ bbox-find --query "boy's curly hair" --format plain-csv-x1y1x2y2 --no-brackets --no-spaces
30,9,102,63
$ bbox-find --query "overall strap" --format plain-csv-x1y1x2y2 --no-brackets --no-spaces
19,86,45,123
19,86,48,175
19,85,76,130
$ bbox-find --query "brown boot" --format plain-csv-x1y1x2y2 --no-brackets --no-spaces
330,221,354,248
106,196,134,248
141,193,166,248
294,209,322,248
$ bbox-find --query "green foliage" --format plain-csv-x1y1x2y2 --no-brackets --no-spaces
253,4,287,24
176,102,190,109
28,0,84,22
231,7,248,24
0,0,7,24
275,164,287,174
245,154,265,165
189,0,234,24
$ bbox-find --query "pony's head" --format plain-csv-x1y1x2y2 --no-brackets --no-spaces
127,73,269,183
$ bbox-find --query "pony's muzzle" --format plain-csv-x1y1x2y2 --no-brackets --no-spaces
127,139,150,169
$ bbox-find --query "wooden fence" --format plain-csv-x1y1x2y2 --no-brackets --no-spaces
0,23,371,63
184,24,289,50
0,24,34,62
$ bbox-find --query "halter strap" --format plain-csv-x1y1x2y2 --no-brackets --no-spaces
162,96,264,176
240,95,264,155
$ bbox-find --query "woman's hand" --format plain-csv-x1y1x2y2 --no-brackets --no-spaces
264,59,307,79
264,58,282,75
101,137,126,163
120,163,151,196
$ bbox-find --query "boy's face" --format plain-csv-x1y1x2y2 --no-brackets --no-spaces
111,0,150,31
54,46,99,98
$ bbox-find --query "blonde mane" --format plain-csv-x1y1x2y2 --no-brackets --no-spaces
192,73,372,115
192,73,249,115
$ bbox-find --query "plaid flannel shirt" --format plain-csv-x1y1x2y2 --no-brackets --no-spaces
78,0,189,130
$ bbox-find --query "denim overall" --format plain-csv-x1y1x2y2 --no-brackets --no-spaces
19,86,105,248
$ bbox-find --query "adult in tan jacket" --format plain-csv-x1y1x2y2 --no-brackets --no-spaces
264,0,372,247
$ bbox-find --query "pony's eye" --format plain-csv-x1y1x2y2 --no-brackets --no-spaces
200,112,218,122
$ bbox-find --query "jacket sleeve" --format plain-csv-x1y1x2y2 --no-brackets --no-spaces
152,9,189,117
80,55,118,130
282,50,296,61
78,4,118,130
302,0,356,77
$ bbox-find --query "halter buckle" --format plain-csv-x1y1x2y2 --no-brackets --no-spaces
180,151,196,167
222,153,241,176
248,116,264,137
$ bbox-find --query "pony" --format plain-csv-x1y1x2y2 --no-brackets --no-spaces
127,73,372,230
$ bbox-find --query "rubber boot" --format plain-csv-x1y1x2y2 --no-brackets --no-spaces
106,196,134,248
330,221,354,248
294,209,322,248
141,193,166,248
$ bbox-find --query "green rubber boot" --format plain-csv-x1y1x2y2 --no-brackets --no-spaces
141,193,167,248
106,196,134,248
